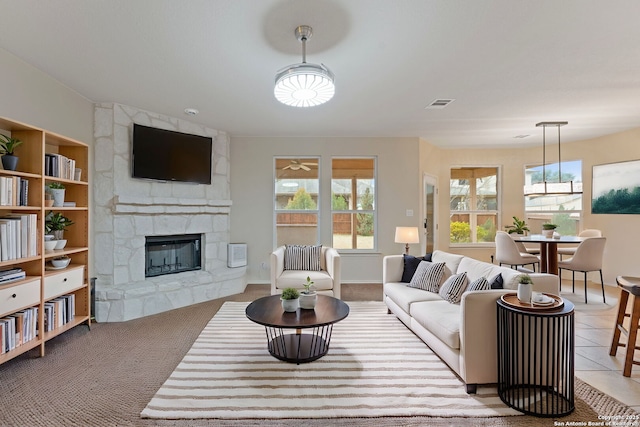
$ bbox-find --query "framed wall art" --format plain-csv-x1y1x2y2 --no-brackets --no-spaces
592,159,640,214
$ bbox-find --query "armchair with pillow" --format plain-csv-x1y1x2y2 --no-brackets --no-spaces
270,245,341,299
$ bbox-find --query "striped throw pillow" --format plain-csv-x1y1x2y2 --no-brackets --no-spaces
408,261,446,293
284,245,322,271
467,276,490,292
439,272,468,303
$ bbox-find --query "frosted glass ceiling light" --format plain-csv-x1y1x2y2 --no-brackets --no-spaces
274,25,335,108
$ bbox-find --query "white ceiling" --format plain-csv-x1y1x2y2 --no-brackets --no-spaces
1,0,640,148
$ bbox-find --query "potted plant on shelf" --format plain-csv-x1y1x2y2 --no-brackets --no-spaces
542,223,557,238
47,182,66,207
517,274,533,304
45,211,74,240
280,287,300,312
504,216,529,236
299,276,317,310
0,134,23,171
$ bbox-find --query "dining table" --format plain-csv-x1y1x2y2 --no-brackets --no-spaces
513,234,584,275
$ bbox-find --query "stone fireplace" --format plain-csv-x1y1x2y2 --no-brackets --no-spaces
93,103,246,322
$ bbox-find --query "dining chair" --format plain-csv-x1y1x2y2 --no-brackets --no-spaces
495,231,540,272
557,237,606,303
515,240,540,255
557,229,602,259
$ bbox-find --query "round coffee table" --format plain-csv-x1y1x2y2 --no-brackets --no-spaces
245,294,349,364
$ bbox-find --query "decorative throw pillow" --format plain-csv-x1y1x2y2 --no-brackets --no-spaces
284,244,322,271
439,272,468,304
401,254,424,283
489,273,504,289
423,252,433,262
408,261,446,293
467,276,490,292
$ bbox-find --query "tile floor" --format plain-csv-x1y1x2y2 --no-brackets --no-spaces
567,280,640,411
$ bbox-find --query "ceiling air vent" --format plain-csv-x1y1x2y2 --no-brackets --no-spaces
425,99,455,109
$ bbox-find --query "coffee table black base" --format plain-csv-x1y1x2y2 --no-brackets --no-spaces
265,325,333,364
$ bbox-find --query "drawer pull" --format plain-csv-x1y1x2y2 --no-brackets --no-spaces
12,293,16,298
63,278,68,282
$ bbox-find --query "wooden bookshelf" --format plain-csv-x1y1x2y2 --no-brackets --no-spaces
0,117,89,365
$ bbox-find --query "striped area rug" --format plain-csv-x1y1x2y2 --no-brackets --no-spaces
141,301,521,419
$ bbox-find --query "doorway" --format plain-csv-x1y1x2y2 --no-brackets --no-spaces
423,174,437,253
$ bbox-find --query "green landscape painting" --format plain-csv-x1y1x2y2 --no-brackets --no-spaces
592,159,640,214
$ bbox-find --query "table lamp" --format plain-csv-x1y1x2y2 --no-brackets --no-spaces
395,226,420,254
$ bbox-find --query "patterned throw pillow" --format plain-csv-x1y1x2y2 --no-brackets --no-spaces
401,254,424,283
439,272,468,303
408,261,446,293
467,276,490,291
284,245,322,271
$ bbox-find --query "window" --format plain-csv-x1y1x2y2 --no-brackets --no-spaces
274,158,320,247
331,158,376,250
524,160,582,235
450,167,498,244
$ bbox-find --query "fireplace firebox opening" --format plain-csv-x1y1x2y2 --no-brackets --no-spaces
145,234,202,278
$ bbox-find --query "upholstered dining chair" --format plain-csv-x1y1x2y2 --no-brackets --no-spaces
557,229,602,259
495,231,540,272
557,237,607,304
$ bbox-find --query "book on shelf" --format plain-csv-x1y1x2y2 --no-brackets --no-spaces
0,176,28,206
0,214,38,261
0,270,26,284
44,153,76,180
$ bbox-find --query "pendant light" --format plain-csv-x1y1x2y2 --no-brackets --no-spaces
274,25,335,108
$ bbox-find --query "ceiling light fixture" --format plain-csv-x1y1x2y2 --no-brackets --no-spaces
274,25,335,108
524,121,581,196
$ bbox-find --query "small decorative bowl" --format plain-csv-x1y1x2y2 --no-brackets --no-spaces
44,234,55,241
44,240,57,251
54,239,67,250
51,257,71,268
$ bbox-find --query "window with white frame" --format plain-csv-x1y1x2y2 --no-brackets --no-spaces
450,167,499,244
274,158,320,247
524,160,583,235
331,157,376,250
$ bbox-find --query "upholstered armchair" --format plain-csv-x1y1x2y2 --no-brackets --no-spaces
270,245,341,299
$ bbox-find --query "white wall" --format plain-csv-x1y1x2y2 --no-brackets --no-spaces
230,137,421,284
420,130,640,285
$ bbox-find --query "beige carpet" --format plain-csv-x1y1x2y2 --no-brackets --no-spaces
142,301,521,419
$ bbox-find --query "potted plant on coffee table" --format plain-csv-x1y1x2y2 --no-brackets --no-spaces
280,287,300,312
517,274,533,304
45,211,74,240
0,134,23,171
299,276,317,310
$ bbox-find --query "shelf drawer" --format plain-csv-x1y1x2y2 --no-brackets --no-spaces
0,279,40,317
44,266,85,300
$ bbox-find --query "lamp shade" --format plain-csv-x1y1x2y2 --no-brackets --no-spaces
395,227,420,244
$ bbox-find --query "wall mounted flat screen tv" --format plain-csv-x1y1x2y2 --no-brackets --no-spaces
132,123,212,184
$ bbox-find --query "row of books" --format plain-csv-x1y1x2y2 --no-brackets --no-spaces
0,176,29,207
0,267,26,285
44,294,75,332
1,306,38,354
45,153,77,181
0,214,38,261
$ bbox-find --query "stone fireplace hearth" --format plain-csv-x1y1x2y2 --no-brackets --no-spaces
93,103,246,322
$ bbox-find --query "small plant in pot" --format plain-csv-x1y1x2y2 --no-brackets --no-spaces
299,276,317,310
47,182,66,207
541,223,557,238
45,211,74,240
517,274,533,303
504,216,529,236
280,287,300,312
0,134,23,171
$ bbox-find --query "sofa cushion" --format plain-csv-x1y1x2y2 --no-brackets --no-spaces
401,254,424,283
438,272,468,303
467,276,490,291
384,282,443,312
276,270,333,291
410,300,461,349
284,244,322,271
408,261,446,292
431,250,465,280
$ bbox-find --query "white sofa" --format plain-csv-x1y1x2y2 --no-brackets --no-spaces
271,246,341,298
383,250,559,393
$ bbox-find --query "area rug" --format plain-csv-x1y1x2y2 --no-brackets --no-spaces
141,301,521,420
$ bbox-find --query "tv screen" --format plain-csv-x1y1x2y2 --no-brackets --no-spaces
132,124,213,184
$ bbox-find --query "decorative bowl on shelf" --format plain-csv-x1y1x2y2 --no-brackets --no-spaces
51,256,71,268
54,239,67,250
44,240,57,251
